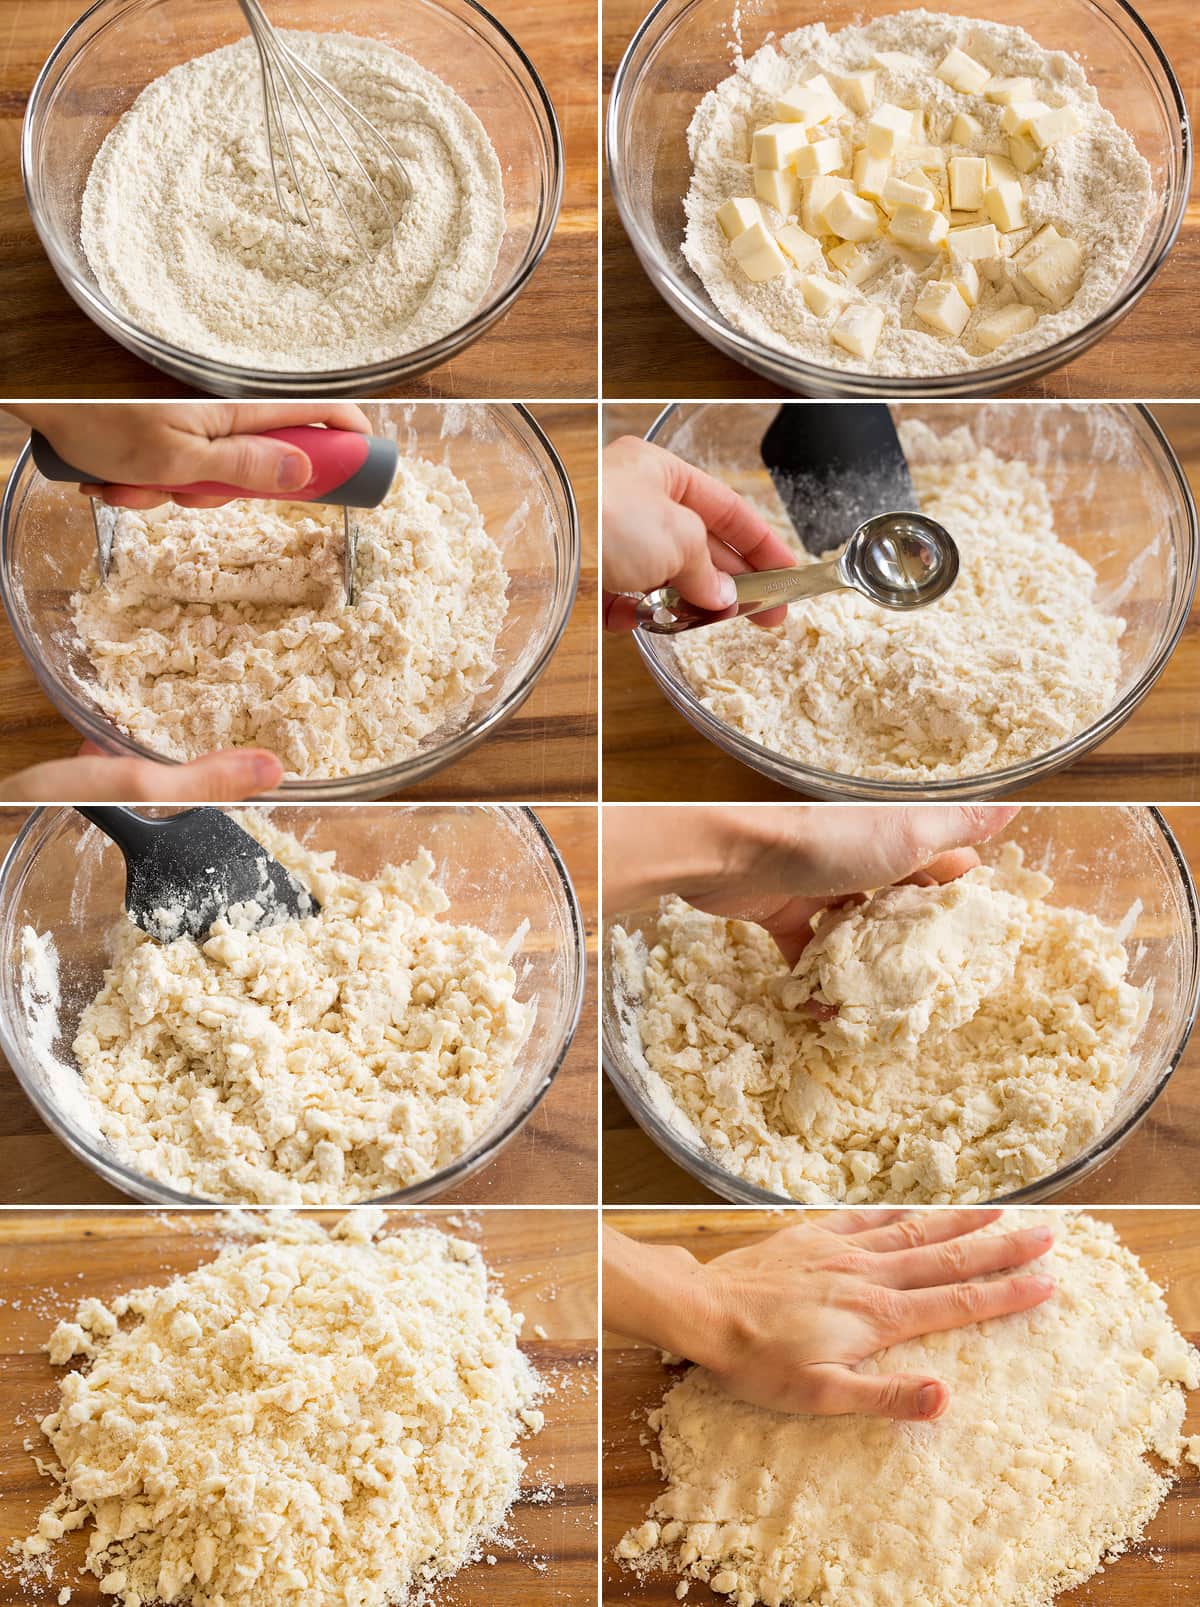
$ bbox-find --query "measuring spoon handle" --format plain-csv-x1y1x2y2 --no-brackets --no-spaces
635,558,849,634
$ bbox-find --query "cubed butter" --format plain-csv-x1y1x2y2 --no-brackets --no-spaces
831,302,885,359
914,278,971,336
1030,104,1083,149
831,70,876,115
793,137,845,178
872,50,921,72
852,147,892,199
883,173,936,211
715,197,762,240
985,75,1036,105
906,143,948,171
936,46,992,96
754,167,801,215
985,152,1018,186
888,204,948,251
984,180,1025,232
1015,230,1084,305
950,112,984,143
802,175,855,234
1001,99,1050,135
775,222,823,270
828,241,878,285
975,302,1037,350
800,274,853,316
949,155,986,210
752,122,808,170
866,104,913,157
1008,132,1042,174
774,74,843,125
909,108,926,141
730,220,789,281
947,222,1002,261
824,189,880,241
947,260,981,305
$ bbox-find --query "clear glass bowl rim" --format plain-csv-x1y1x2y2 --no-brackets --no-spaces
604,0,1193,396
21,0,565,389
0,403,582,800
602,805,1200,1205
0,803,588,1206
630,400,1199,800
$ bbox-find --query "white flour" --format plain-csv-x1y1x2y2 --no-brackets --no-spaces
683,11,1152,375
73,455,508,780
81,32,505,372
618,1211,1199,1607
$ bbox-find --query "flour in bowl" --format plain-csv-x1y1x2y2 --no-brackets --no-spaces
81,32,505,372
73,454,508,780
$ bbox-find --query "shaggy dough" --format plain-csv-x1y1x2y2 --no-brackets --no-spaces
73,455,508,779
671,423,1124,781
16,1211,542,1607
42,813,533,1204
617,1211,1199,1607
614,845,1146,1202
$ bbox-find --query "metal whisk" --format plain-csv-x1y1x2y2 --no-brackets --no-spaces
237,0,412,258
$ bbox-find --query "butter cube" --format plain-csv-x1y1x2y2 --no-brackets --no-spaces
1015,230,1083,305
852,148,892,199
975,302,1037,350
936,47,992,96
793,137,845,178
985,153,1019,186
949,156,986,210
828,241,879,285
883,173,935,211
950,112,984,143
775,222,823,271
730,220,789,281
824,189,880,241
866,104,913,157
947,260,981,305
774,74,843,126
754,167,801,216
909,108,926,142
800,274,852,316
715,197,762,240
752,122,808,170
1008,132,1042,174
831,302,885,359
802,175,855,235
985,76,1035,105
872,49,921,72
889,205,948,250
1001,99,1050,135
831,70,877,115
914,279,971,336
984,180,1025,232
906,144,947,171
1030,104,1083,149
947,222,1002,261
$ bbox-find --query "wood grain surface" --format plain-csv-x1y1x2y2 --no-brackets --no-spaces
0,1207,598,1607
0,403,598,803
603,0,1200,399
603,803,1200,1208
0,0,597,399
0,802,598,1206
601,1207,1200,1606
601,402,1200,803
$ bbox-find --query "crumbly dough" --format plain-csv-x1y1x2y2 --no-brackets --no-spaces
48,813,533,1204
614,844,1147,1202
671,421,1123,781
15,1211,542,1607
81,33,505,372
73,455,508,779
617,1210,1199,1607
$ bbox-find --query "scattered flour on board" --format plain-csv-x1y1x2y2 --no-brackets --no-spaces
81,33,504,372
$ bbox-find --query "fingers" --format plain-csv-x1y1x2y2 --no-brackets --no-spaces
847,1208,1002,1253
81,485,235,510
0,749,283,803
198,434,314,495
892,1271,1056,1342
668,458,797,570
880,1223,1054,1290
821,1209,910,1236
898,848,982,888
803,1363,949,1422
603,591,640,632
668,506,739,614
225,403,372,437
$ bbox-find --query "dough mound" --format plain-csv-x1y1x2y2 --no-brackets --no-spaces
57,813,533,1204
17,1212,541,1607
617,844,1146,1202
618,1211,1199,1607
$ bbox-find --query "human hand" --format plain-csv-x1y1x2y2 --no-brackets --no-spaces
659,1211,1054,1420
0,746,284,803
12,403,371,509
602,436,797,630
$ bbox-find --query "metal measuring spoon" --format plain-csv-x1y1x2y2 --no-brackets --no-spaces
635,512,959,634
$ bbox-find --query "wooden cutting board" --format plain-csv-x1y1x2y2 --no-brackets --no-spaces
0,1207,598,1607
0,0,597,400
602,0,1200,400
0,405,598,803
601,402,1200,802
602,1207,1200,1606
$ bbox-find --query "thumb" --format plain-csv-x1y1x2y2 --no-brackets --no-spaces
667,507,738,614
192,433,313,495
805,1364,949,1421
170,749,285,801
903,806,1020,864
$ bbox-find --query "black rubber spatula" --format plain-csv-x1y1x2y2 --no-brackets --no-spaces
79,807,320,944
760,403,918,555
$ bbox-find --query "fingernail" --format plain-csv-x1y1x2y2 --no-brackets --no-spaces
249,753,282,786
277,454,309,491
715,572,737,607
917,1384,941,1417
1030,1226,1054,1244
1025,1276,1056,1295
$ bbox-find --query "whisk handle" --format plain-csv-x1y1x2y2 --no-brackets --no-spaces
30,427,398,509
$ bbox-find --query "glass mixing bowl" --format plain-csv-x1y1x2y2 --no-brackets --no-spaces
0,402,580,800
0,804,586,1205
23,0,563,395
603,805,1199,1205
606,0,1190,396
632,400,1197,800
